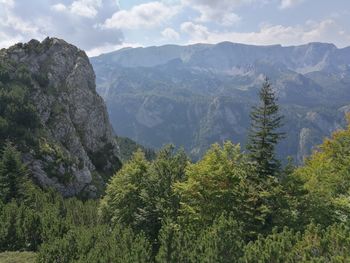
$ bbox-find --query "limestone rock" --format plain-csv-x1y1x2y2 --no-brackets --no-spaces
1,38,121,197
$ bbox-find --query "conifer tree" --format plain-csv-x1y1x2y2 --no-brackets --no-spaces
246,78,285,177
0,142,27,202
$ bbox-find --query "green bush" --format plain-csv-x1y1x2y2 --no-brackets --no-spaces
37,225,152,263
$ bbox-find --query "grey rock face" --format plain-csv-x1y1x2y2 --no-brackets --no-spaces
2,38,121,197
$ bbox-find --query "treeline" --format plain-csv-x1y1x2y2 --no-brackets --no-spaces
1,79,350,262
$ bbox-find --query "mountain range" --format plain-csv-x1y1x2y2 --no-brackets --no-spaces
91,42,350,162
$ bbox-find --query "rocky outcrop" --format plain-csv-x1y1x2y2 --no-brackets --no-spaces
1,38,121,197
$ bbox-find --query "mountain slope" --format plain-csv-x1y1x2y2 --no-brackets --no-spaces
0,38,121,197
91,42,350,162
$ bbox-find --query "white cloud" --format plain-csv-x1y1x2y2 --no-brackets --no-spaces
0,0,123,53
103,2,179,30
0,0,14,7
87,42,142,57
220,13,241,27
51,0,102,18
181,21,209,41
181,19,350,47
161,27,180,40
301,19,350,45
51,3,67,12
0,31,22,48
1,6,42,37
70,0,101,18
181,0,252,26
279,0,304,9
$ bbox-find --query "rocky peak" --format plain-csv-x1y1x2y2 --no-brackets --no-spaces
1,37,121,197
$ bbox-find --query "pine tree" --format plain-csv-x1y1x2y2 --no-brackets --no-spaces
246,78,285,177
0,142,27,202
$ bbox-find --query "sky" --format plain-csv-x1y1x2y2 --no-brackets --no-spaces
1,0,350,56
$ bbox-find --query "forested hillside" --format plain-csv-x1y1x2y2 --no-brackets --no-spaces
1,40,350,262
3,119,350,262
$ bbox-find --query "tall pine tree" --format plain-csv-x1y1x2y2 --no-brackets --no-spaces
0,142,27,202
246,78,285,177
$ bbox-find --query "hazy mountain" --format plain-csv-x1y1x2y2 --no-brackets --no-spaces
91,42,350,163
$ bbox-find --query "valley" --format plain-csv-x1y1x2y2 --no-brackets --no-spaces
91,42,350,163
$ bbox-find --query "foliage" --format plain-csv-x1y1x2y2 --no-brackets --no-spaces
156,214,244,263
2,120,350,262
241,223,350,262
37,225,152,263
0,251,36,263
0,147,100,253
0,142,28,202
116,136,156,162
293,114,350,226
146,145,188,236
175,141,288,238
100,145,188,249
246,78,285,177
88,142,122,180
100,149,151,230
0,60,41,143
0,72,41,149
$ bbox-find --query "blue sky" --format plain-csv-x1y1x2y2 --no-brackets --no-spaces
1,0,350,56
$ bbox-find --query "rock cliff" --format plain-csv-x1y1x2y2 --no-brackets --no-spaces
0,37,121,197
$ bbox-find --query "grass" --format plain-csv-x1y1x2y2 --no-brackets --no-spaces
0,252,36,263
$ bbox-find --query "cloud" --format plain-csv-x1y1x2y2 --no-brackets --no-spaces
161,27,180,40
279,0,304,9
0,0,14,7
51,3,67,12
182,0,252,26
0,31,22,48
0,0,123,52
102,2,179,30
181,22,209,41
52,0,102,18
70,0,101,18
181,19,350,47
87,42,142,57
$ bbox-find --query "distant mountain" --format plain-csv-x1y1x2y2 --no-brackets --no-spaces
91,42,350,163
0,38,122,197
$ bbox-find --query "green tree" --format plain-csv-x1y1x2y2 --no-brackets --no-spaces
100,146,188,248
241,227,300,263
142,145,188,248
0,201,21,251
157,214,244,263
241,223,350,262
246,78,285,177
293,114,350,226
37,225,152,263
150,145,187,221
195,214,244,263
175,141,290,238
0,142,27,202
156,219,198,263
99,149,151,232
175,142,252,226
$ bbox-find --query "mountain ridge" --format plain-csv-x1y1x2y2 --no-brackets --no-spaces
91,42,345,72
91,41,350,162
